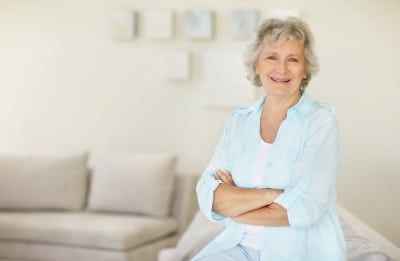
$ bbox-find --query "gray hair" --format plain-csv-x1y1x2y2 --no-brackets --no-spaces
244,17,319,89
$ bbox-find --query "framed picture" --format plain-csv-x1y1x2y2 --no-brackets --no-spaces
183,10,214,40
229,10,258,40
143,9,174,39
110,9,137,40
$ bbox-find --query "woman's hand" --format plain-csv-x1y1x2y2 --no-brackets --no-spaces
214,169,235,186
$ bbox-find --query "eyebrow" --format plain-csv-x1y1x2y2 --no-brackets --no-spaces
263,52,302,57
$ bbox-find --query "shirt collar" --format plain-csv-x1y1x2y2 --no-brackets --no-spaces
248,91,314,115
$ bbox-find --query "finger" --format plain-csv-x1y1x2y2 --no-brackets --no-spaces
214,170,226,182
222,169,232,176
216,169,224,175
226,175,235,185
221,170,233,181
214,171,222,181
219,173,231,184
226,176,235,186
222,170,235,184
215,170,235,185
220,172,234,185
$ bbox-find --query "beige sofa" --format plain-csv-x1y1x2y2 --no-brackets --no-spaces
0,152,199,261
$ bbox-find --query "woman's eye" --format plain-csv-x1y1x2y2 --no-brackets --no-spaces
289,58,299,62
266,56,277,60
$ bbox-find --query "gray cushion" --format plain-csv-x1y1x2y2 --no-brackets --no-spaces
0,211,177,250
88,152,177,217
0,153,88,210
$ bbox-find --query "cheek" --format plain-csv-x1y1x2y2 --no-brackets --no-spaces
256,62,273,75
301,63,307,78
303,68,308,79
297,65,307,79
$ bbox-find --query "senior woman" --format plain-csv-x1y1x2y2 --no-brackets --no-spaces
194,17,346,261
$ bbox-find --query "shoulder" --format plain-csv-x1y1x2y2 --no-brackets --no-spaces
310,101,336,118
224,106,253,133
229,96,265,120
297,94,339,132
223,97,263,133
231,106,253,118
305,95,337,120
227,104,258,127
303,99,339,137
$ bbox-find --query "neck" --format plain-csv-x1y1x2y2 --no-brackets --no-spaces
262,91,302,118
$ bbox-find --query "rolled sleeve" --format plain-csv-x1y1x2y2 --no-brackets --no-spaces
196,116,234,223
274,177,309,209
274,112,341,229
196,173,225,222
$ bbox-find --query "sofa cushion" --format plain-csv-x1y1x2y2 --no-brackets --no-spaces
88,152,177,217
0,211,177,251
0,153,88,210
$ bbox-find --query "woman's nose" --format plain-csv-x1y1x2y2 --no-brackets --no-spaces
275,60,288,73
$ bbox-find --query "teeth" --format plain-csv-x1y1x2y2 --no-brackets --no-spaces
272,77,290,82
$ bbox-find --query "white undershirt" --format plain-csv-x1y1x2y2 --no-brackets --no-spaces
240,140,272,250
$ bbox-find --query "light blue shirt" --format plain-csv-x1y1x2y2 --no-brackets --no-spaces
194,93,346,261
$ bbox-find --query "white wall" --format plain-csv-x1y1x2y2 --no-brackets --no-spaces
1,0,399,246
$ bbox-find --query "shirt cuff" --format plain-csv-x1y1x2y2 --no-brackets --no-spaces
274,177,309,210
198,176,225,222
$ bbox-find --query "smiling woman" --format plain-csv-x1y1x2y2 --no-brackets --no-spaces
193,17,346,261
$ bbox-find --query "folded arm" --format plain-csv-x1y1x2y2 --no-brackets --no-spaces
212,170,284,220
232,203,289,226
212,182,282,217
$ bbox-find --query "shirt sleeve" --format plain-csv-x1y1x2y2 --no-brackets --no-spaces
274,109,341,229
196,116,233,223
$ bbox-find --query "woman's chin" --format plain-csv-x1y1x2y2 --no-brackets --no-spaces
263,85,300,97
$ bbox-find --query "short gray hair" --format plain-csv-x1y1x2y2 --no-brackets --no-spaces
244,17,319,89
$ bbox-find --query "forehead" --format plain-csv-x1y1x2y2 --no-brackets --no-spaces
261,38,304,55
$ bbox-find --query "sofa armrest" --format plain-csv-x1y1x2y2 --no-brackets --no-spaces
171,174,199,235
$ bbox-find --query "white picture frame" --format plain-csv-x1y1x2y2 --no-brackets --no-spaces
229,10,258,40
183,10,214,40
110,9,137,40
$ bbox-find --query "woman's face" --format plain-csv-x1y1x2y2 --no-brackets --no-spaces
255,39,307,98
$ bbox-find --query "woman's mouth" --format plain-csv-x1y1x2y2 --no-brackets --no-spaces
271,77,290,83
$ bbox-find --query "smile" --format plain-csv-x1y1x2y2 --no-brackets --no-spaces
271,77,290,83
